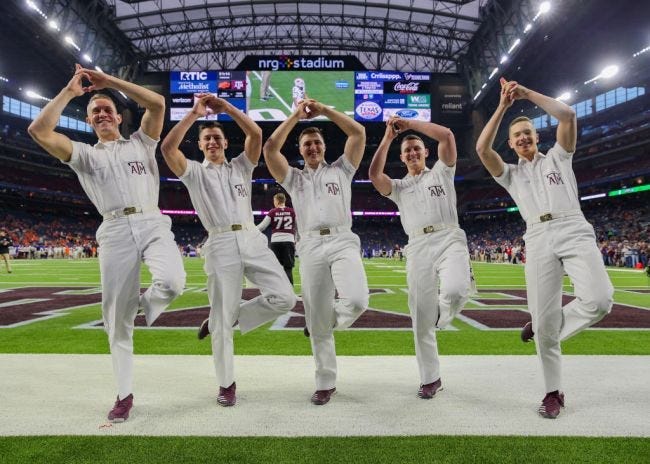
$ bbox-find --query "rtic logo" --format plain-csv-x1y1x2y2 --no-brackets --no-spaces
180,72,208,80
427,185,446,197
546,171,564,185
128,161,146,175
393,82,420,93
326,182,341,195
234,184,248,197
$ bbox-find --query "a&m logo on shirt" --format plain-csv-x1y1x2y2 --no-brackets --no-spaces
128,161,147,175
545,171,564,185
427,185,446,197
326,182,341,195
234,184,248,197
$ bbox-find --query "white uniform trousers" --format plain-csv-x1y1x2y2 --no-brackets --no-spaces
404,227,471,385
203,229,296,388
524,217,613,393
97,213,186,400
297,232,369,390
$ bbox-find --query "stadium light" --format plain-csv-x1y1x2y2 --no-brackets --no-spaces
95,66,103,73
488,67,499,79
473,90,482,101
82,54,92,63
499,55,508,64
633,45,650,57
533,1,551,21
507,38,521,54
26,0,47,19
25,89,51,101
0,75,9,83
556,91,571,101
64,35,81,51
523,23,532,33
48,20,60,31
600,64,619,78
584,64,620,84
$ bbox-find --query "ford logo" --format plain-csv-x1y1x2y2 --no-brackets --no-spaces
396,109,418,118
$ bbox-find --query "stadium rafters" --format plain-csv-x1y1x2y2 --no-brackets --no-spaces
106,0,486,73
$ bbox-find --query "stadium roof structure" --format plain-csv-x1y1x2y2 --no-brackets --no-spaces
1,0,648,109
108,0,484,74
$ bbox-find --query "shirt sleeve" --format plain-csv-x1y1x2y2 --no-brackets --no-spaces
63,141,92,173
493,162,512,190
257,215,272,231
332,154,357,181
548,141,574,161
280,167,297,194
432,159,456,179
232,151,256,177
179,159,199,183
131,128,159,148
386,179,401,204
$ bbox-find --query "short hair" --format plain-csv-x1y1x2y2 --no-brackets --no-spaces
198,121,225,138
274,193,286,203
508,116,533,133
298,127,323,144
87,93,117,112
400,134,425,150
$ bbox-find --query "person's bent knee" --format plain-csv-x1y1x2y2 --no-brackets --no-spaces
272,291,297,311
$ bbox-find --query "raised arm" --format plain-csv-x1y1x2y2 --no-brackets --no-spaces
397,118,457,167
206,97,262,164
161,95,212,177
506,81,577,153
263,102,310,183
368,118,398,195
307,100,366,168
475,78,511,177
27,65,84,161
75,67,165,140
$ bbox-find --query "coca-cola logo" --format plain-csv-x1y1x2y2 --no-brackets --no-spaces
393,82,420,93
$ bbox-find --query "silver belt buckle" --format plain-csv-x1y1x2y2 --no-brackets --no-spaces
539,213,553,222
231,224,242,231
319,228,331,236
423,225,435,234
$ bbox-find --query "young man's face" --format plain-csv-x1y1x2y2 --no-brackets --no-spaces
87,98,122,140
198,127,228,162
508,120,539,159
299,132,325,168
400,138,428,172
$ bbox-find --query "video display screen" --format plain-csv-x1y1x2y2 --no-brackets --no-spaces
169,70,247,122
246,70,355,121
353,71,431,122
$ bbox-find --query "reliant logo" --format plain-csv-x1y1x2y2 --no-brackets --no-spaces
180,71,209,80
258,55,345,71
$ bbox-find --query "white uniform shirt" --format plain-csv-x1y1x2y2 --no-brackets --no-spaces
64,129,160,215
179,152,255,230
494,142,580,224
281,155,356,235
387,160,459,235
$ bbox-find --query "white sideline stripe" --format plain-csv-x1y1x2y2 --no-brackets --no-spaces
0,354,648,437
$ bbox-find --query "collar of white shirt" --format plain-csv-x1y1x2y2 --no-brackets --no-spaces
202,158,230,168
94,136,127,148
517,151,546,165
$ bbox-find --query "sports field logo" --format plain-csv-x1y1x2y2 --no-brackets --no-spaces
1,287,648,330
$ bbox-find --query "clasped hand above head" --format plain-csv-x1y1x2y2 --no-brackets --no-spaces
73,63,112,93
